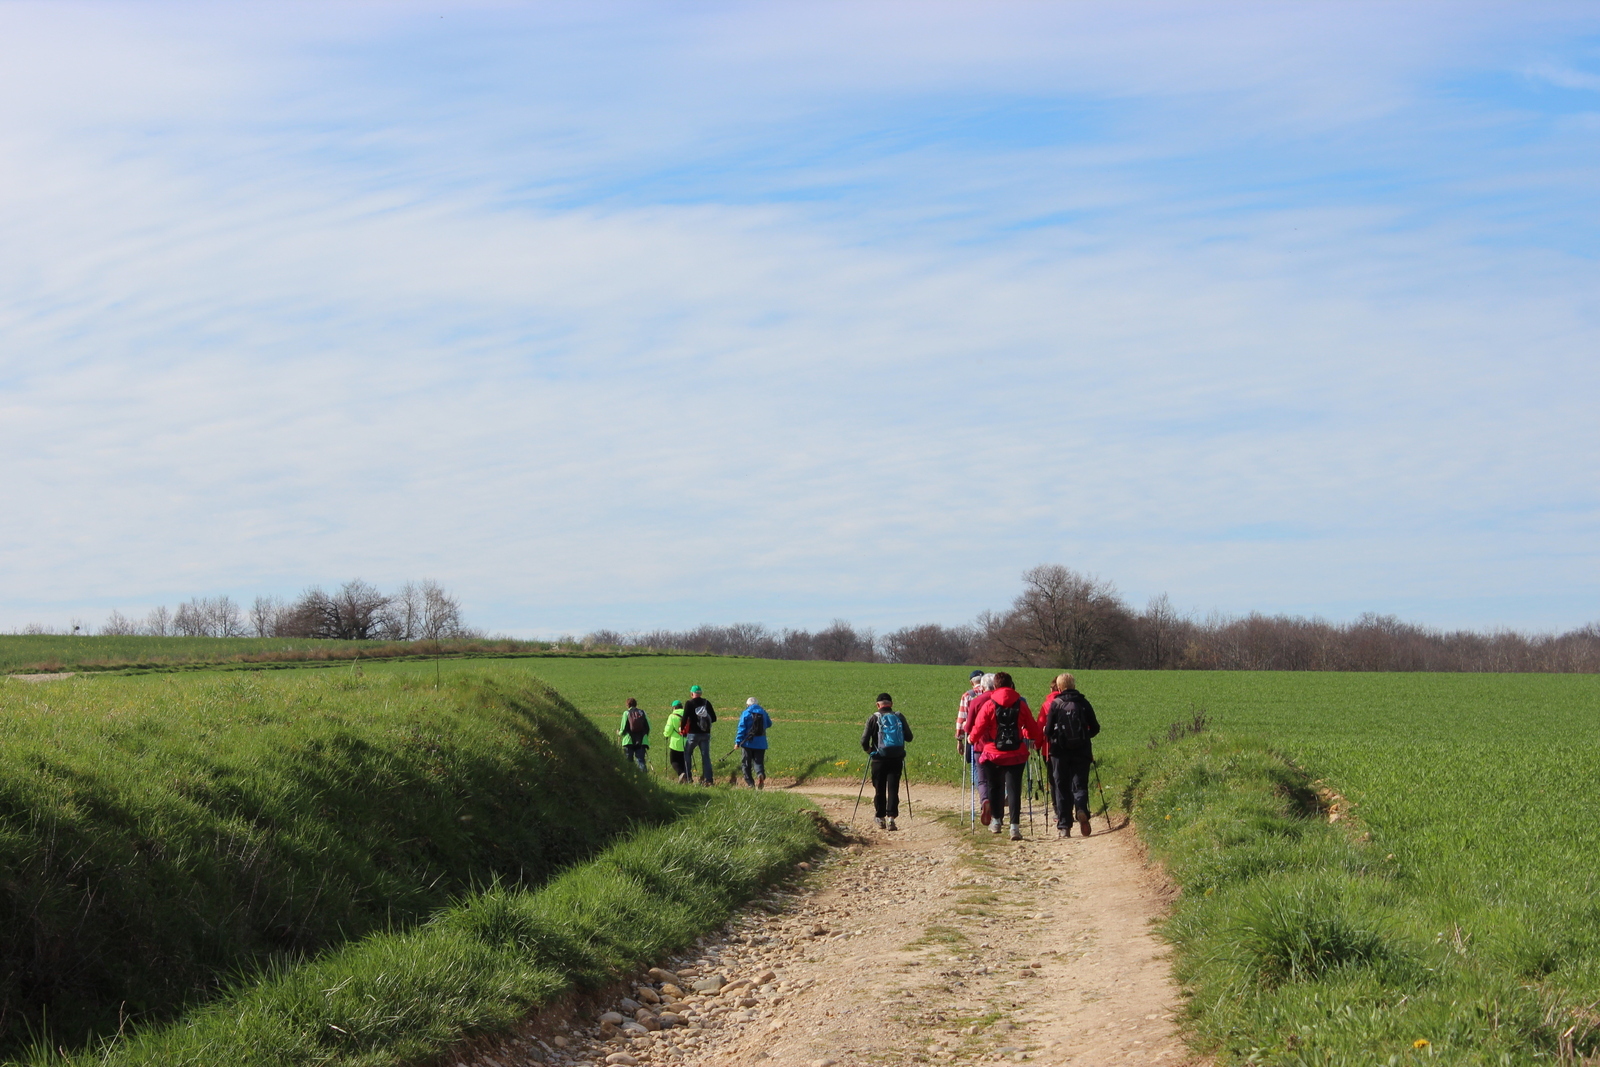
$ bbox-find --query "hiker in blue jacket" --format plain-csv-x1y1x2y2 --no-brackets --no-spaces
734,697,774,789
861,692,914,830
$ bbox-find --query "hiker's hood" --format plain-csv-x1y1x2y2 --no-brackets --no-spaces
990,686,1023,705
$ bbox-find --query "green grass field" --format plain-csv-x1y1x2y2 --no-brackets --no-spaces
7,646,1599,1064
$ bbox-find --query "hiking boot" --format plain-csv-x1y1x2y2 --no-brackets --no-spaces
886,817,898,831
980,799,992,825
990,818,1002,834
874,816,886,830
1078,813,1093,837
756,776,765,790
1009,824,1023,841
1058,822,1071,838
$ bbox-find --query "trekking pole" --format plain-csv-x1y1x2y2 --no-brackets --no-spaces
1024,756,1035,838
1043,750,1055,835
851,759,870,824
1092,760,1112,831
902,763,913,819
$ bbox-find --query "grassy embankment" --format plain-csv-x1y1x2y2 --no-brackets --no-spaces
0,669,672,1054
1128,723,1600,1064
38,789,822,1067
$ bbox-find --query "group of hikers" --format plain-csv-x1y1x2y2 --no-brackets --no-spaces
956,669,1101,841
614,670,1101,842
615,685,776,789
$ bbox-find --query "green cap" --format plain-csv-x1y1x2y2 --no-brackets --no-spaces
671,700,683,708
690,685,702,693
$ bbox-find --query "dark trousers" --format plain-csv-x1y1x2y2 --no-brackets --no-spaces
1050,753,1092,823
974,759,992,807
741,747,767,784
870,754,904,818
668,748,688,779
992,761,1026,825
623,743,648,772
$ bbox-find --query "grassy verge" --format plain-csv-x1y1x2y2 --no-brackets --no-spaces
0,634,680,675
0,670,669,1053
1128,732,1600,1066
39,790,825,1067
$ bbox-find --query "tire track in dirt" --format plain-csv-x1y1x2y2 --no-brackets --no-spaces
460,782,1202,1067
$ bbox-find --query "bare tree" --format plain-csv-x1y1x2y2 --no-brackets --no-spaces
144,605,172,636
983,565,1132,669
249,596,285,638
100,610,141,636
416,580,467,641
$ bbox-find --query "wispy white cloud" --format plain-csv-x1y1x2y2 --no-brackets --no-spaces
1,2,1597,635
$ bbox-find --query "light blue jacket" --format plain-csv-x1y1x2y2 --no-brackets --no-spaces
735,704,772,750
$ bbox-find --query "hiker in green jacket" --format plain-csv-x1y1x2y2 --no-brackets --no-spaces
663,700,688,782
617,698,650,772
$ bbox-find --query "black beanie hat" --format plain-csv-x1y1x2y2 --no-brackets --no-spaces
875,692,892,704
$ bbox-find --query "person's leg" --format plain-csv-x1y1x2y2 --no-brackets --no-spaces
752,748,766,788
870,757,889,820
669,748,686,781
884,756,903,818
742,748,759,786
1004,763,1024,826
1069,758,1093,833
1049,756,1071,829
976,759,993,826
699,734,716,783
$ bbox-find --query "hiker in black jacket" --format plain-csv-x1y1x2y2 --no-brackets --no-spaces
1040,672,1101,837
861,693,914,830
680,684,717,786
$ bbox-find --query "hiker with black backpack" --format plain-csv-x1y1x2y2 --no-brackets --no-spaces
680,684,718,786
966,671,1042,840
1040,672,1101,837
734,697,773,789
861,692,914,830
617,698,651,772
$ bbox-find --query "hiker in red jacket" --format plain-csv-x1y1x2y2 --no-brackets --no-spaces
966,671,1042,840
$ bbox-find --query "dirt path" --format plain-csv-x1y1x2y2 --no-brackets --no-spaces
461,781,1201,1067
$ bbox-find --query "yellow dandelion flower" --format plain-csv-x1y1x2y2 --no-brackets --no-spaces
1414,1039,1430,1049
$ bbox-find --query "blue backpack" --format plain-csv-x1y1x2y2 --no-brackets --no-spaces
877,710,906,751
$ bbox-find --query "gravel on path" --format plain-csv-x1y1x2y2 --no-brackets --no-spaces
448,782,1204,1067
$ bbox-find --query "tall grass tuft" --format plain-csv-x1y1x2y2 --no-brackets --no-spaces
0,670,671,1054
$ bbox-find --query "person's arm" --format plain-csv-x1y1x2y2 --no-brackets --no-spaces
861,715,876,753
618,711,629,738
902,715,914,744
1021,701,1043,746
734,711,748,748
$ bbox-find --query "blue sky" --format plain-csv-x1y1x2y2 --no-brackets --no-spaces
2,2,1597,637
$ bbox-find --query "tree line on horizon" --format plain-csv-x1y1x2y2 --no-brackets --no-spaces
21,580,478,642
584,564,1600,673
